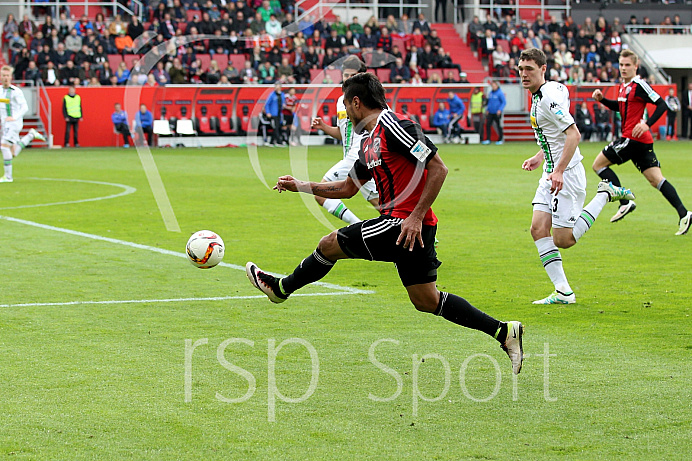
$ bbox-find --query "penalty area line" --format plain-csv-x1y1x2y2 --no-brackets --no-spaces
0,215,375,296
0,292,354,309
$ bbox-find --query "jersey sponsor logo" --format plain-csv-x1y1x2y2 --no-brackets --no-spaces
337,111,347,120
366,158,382,169
549,102,559,110
409,140,431,162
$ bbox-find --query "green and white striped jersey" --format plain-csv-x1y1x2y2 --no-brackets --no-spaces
336,94,365,162
1,85,29,124
529,81,582,173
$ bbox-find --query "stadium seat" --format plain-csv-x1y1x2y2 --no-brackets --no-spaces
229,54,246,70
108,54,123,72
197,54,211,71
176,119,196,136
376,68,391,83
197,116,215,135
153,120,173,145
218,116,234,134
212,54,228,71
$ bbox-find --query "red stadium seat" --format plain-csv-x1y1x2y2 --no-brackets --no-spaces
123,54,140,68
218,116,234,134
197,54,211,71
212,54,228,71
108,54,123,71
229,54,246,70
198,116,215,135
376,68,390,83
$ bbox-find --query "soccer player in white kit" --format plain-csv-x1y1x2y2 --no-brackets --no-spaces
0,65,46,183
518,49,635,305
311,56,379,224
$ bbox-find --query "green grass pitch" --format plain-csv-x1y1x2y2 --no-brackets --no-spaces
1,141,690,459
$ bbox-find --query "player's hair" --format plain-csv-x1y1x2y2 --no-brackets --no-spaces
0,65,14,74
619,49,639,65
519,48,546,67
342,72,387,110
342,55,367,74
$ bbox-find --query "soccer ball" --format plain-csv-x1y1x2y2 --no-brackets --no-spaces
186,230,225,268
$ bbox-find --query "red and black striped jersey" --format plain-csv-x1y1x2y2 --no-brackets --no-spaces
617,76,661,144
349,110,439,226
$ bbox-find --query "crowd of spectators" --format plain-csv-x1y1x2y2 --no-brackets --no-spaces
469,10,688,85
1,1,468,87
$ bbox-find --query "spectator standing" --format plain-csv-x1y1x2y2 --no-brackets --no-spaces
664,88,680,141
575,101,595,141
469,87,485,133
111,103,133,148
593,103,612,142
681,82,692,139
482,81,506,145
265,83,286,146
63,85,81,147
445,91,466,143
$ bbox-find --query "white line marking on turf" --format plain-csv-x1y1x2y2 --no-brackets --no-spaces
0,215,374,296
0,292,350,308
0,178,136,210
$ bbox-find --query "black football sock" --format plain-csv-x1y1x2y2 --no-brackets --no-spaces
433,292,503,342
280,248,335,295
657,179,688,219
596,167,629,206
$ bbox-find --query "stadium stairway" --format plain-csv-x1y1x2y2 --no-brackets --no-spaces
21,117,49,148
503,113,535,142
433,23,486,84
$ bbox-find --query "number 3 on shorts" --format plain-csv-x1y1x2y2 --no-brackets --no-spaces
552,196,559,213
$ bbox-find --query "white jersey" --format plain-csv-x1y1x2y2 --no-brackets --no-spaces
529,81,582,173
336,94,365,162
1,84,29,124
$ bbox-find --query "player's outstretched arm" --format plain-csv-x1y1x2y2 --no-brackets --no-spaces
311,117,342,140
397,154,448,251
274,175,359,199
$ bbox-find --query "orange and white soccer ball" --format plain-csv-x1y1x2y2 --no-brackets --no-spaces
186,230,225,268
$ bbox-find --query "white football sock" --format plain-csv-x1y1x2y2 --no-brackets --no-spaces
323,198,360,224
14,132,34,157
573,192,608,242
2,145,13,179
535,236,572,294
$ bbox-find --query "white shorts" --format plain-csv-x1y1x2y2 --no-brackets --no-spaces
1,120,23,145
532,163,587,228
324,158,379,202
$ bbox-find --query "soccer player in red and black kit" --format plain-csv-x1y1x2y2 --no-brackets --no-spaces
246,72,525,374
592,49,692,235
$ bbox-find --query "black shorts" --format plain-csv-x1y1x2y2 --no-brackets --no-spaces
603,137,660,173
336,215,441,287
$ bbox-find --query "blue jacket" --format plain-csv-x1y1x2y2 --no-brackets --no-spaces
265,90,286,117
135,110,153,129
447,94,465,115
433,108,451,127
486,87,506,114
111,110,128,126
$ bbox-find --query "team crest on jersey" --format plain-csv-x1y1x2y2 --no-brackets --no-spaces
373,137,381,155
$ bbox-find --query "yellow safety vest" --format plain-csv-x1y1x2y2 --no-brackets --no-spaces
470,91,484,115
64,94,82,118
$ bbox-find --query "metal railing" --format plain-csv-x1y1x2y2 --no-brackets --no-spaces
3,1,144,20
36,78,52,147
296,0,430,24
624,25,691,35
455,0,572,24
622,33,671,84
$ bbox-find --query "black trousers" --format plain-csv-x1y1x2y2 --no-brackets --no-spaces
270,115,283,145
484,112,503,141
141,126,153,145
114,123,133,145
681,108,692,138
64,119,79,146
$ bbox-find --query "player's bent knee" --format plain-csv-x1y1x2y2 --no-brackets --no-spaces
317,231,344,260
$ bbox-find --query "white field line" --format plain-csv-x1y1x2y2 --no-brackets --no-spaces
0,292,353,308
0,178,136,210
0,215,374,298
